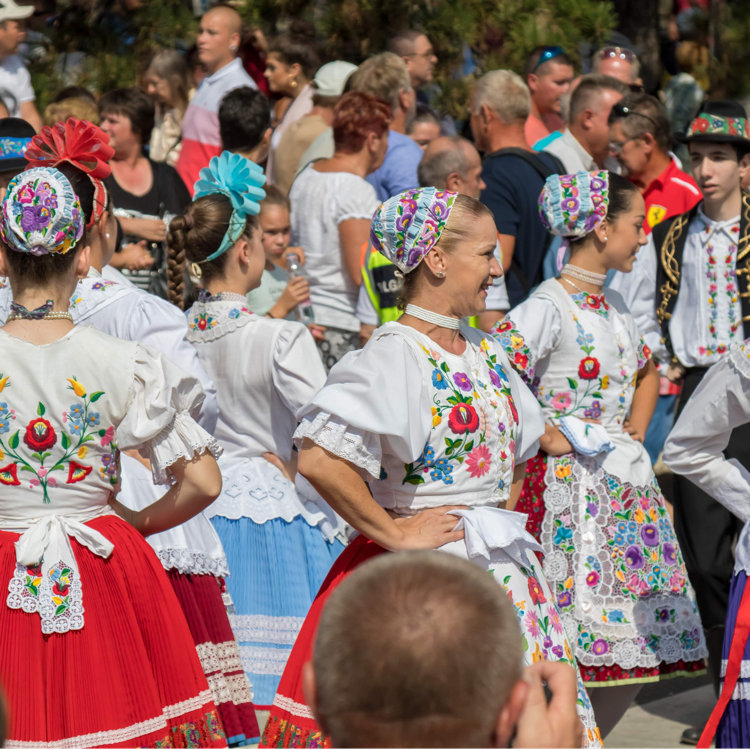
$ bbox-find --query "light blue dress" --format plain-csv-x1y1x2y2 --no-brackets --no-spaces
186,292,346,706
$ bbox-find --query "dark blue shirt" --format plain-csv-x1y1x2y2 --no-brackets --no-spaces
480,151,558,307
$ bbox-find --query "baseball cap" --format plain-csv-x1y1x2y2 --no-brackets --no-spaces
313,61,357,98
0,0,33,23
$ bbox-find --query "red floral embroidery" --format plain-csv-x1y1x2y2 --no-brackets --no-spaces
494,319,513,334
448,404,479,434
514,351,529,370
66,461,92,484
528,576,546,605
578,356,601,380
0,462,20,485
23,417,56,451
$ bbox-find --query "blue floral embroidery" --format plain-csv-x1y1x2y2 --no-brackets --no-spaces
431,369,448,389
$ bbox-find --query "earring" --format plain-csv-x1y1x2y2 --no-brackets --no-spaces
290,77,299,89
231,44,238,53
104,232,111,241
436,271,445,278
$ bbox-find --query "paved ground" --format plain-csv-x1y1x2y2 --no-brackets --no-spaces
607,674,715,748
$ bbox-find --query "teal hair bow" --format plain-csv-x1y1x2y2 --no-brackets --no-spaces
193,151,267,262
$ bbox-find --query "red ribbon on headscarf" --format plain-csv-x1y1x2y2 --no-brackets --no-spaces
24,118,115,229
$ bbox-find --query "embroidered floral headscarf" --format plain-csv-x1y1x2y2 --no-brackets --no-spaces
193,151,267,262
1,167,84,256
24,118,114,230
370,187,458,274
538,171,609,269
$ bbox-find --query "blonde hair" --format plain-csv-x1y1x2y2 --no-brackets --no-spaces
473,70,530,124
349,52,412,112
43,98,100,127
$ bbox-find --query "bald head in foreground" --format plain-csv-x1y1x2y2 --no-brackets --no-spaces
303,551,583,748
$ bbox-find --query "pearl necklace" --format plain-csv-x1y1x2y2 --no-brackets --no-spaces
404,303,461,330
7,299,73,322
561,263,607,285
7,311,73,322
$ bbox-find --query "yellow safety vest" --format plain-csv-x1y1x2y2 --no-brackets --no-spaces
360,243,479,328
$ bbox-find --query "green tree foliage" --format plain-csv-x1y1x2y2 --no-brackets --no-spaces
32,0,616,117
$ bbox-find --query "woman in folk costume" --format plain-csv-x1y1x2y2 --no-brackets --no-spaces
261,187,601,748
494,171,707,737
0,166,227,746
167,151,346,710
9,117,261,745
663,342,750,748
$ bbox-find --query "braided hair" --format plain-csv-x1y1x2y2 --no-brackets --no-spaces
166,194,258,309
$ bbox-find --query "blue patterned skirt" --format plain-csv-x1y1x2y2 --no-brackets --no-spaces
211,515,344,708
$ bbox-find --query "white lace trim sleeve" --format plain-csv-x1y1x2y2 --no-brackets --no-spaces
294,411,382,479
145,410,223,485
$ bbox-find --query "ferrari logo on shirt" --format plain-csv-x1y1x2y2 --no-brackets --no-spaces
647,204,668,228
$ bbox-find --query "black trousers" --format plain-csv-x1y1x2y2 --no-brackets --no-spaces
673,367,748,633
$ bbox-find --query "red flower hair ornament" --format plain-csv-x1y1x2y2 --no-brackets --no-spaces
24,118,114,229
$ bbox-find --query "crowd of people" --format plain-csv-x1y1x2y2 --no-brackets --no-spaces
0,0,748,748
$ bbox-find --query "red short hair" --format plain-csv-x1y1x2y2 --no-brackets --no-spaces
333,91,391,154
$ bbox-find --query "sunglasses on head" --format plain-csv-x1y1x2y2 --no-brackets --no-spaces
600,46,636,63
611,102,658,131
533,46,565,72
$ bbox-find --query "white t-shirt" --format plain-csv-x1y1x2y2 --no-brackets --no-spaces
290,166,380,331
0,54,34,116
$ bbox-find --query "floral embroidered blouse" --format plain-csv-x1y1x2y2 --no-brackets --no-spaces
610,206,742,368
0,325,219,633
496,279,650,429
294,322,544,514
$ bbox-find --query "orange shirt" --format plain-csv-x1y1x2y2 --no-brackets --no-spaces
524,114,550,148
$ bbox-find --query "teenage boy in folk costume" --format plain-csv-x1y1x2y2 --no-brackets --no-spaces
611,100,750,697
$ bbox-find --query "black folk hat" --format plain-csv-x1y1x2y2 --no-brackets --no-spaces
679,100,750,146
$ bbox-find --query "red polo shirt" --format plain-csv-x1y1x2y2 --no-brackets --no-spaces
641,159,702,233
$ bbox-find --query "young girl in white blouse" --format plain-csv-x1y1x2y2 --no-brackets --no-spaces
167,151,345,710
0,166,226,747
495,171,707,737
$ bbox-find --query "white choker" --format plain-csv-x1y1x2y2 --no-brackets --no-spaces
561,263,607,285
405,303,461,330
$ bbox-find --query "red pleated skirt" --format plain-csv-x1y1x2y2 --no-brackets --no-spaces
166,570,260,746
0,515,227,748
260,535,385,748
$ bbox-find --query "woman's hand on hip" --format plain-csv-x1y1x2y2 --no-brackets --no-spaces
390,505,467,550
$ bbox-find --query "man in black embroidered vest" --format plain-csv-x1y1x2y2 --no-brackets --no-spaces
611,100,750,707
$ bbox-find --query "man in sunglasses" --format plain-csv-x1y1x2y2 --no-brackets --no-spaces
610,103,750,724
592,45,640,87
608,92,700,232
524,45,574,148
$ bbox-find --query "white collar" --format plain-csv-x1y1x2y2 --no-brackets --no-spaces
695,204,741,242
